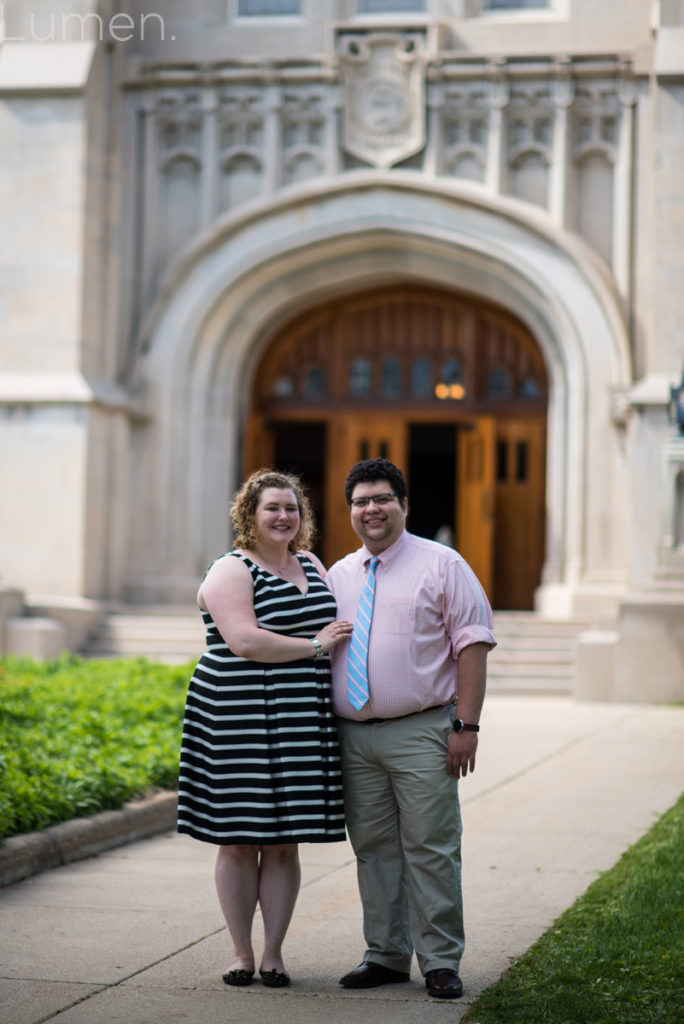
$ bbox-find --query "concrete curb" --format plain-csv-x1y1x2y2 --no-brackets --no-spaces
0,790,177,888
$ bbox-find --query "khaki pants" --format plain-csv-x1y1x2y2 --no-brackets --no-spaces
338,705,464,976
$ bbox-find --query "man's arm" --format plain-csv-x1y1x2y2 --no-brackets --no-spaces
446,641,488,779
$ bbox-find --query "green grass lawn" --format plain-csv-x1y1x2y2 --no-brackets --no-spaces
0,654,190,840
463,791,684,1024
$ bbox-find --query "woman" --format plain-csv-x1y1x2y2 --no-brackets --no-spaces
177,469,352,989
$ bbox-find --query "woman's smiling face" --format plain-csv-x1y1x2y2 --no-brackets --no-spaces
254,487,300,545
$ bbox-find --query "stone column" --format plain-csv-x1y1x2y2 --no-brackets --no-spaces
263,80,281,194
139,97,160,308
424,73,444,179
200,83,218,227
613,60,636,302
325,78,342,176
486,58,508,196
550,57,573,227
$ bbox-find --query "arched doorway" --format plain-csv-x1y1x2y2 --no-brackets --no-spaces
245,284,547,609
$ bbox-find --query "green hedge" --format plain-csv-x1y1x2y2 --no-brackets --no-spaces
0,655,190,841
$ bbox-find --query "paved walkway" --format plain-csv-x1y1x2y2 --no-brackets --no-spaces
1,694,683,1024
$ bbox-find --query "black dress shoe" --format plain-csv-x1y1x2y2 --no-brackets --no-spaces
339,961,411,988
260,968,291,988
425,968,463,999
222,968,254,986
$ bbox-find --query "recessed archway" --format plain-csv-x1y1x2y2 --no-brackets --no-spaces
246,282,548,609
131,175,631,614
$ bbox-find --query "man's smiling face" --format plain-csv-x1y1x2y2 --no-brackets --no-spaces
349,480,408,554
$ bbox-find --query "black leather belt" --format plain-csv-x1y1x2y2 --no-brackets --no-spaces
349,705,450,724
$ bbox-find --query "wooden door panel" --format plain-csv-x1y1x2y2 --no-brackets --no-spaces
244,414,275,473
456,417,495,599
324,415,408,567
493,418,546,609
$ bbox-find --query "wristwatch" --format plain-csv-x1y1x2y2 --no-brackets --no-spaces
311,636,324,659
453,719,480,733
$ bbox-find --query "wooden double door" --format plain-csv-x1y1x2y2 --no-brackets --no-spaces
246,410,545,610
244,285,548,609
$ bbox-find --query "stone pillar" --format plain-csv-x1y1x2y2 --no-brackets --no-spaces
263,81,281,194
200,85,218,227
613,60,636,302
325,81,341,176
549,57,573,227
139,97,160,298
424,76,444,179
486,58,507,195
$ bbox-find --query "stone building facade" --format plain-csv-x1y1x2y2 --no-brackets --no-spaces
0,0,683,699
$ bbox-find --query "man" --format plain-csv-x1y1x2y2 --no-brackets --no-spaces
325,458,496,1000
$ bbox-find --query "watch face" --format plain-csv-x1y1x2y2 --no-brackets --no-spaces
453,718,464,733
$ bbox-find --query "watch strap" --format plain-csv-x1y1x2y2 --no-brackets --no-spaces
453,719,480,733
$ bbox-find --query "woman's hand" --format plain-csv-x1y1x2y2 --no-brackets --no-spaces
315,620,353,654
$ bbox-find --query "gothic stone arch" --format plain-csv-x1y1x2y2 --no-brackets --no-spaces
130,175,631,615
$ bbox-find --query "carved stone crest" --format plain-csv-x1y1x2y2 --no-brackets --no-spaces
339,31,427,169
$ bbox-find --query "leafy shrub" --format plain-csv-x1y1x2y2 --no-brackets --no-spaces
0,655,190,840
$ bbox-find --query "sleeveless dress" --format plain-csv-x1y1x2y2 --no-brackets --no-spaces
177,552,346,845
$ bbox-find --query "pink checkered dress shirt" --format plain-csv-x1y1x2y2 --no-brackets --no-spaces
326,530,496,721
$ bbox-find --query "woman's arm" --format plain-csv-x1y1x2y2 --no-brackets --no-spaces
198,555,351,662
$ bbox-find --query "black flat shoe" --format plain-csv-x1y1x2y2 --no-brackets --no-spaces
260,968,291,988
425,968,463,999
222,968,254,986
339,961,410,988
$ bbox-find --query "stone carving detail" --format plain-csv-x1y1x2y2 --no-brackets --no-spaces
217,88,265,209
506,84,553,165
571,82,620,264
155,91,203,168
218,88,265,160
505,84,553,206
441,85,489,181
130,55,634,327
338,31,427,169
280,88,326,184
572,83,620,162
152,91,203,271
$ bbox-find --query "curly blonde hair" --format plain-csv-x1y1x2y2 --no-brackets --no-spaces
230,468,316,553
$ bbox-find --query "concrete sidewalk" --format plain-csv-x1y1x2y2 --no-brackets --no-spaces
1,693,683,1024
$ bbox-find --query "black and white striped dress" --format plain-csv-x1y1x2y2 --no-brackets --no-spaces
177,552,346,845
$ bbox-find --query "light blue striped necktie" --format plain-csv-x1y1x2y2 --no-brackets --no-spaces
347,556,380,711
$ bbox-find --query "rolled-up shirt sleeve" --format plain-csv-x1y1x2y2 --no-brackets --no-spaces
442,557,497,658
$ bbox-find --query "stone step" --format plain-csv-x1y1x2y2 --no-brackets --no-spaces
492,614,589,637
94,620,203,639
486,613,589,694
82,609,204,663
83,608,588,692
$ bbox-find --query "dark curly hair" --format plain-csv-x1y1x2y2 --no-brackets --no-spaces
343,458,408,506
231,468,316,553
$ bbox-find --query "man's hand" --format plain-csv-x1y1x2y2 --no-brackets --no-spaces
446,730,478,778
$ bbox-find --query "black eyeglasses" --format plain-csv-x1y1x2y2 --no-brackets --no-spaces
350,492,397,509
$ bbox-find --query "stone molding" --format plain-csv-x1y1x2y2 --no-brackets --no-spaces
123,50,636,342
